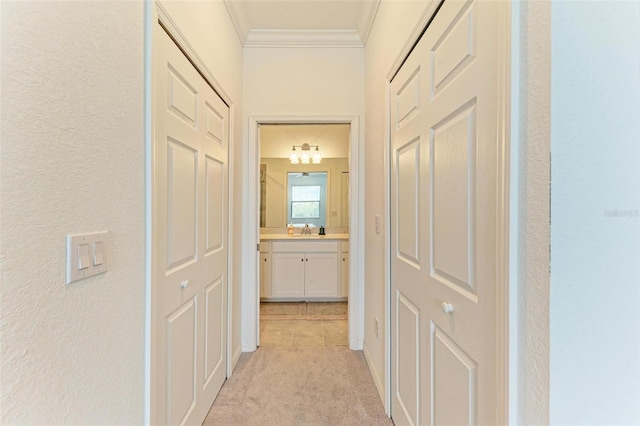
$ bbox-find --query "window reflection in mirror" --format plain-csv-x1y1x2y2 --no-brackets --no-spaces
288,172,327,226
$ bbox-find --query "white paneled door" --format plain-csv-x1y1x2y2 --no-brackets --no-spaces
152,26,229,425
390,0,507,424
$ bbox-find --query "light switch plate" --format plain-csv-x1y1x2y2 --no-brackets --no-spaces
66,232,109,284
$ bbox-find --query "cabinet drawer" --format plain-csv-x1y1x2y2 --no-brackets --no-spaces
271,241,337,253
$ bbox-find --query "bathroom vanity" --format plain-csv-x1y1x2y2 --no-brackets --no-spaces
259,234,349,301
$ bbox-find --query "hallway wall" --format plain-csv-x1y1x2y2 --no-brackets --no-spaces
363,0,432,404
0,2,243,424
1,2,145,423
550,1,640,423
241,46,365,349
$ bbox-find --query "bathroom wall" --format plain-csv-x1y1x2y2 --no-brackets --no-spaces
261,158,349,228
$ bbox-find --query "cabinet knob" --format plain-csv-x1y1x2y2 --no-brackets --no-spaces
343,257,345,261
301,258,304,262
441,301,454,314
180,280,189,289
264,258,267,262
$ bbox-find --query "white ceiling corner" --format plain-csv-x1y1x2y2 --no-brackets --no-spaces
224,0,251,43
224,0,380,48
356,0,380,45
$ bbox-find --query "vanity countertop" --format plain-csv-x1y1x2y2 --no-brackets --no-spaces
260,233,349,241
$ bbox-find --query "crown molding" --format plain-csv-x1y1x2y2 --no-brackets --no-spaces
223,0,381,48
356,0,380,45
244,29,363,48
224,0,251,44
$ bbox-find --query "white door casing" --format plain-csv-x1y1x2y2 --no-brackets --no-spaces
390,1,508,424
151,25,229,425
245,116,364,351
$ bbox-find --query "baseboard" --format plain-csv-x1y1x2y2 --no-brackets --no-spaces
232,344,242,370
242,342,257,352
363,343,385,404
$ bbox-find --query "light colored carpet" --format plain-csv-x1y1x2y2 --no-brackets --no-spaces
203,347,393,426
261,302,348,320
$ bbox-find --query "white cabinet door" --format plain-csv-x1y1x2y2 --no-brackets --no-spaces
272,253,305,298
304,253,338,298
341,253,349,298
260,253,271,298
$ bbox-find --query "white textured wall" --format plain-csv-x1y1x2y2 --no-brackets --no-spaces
242,46,364,349
158,0,244,367
1,2,145,423
550,1,640,424
363,0,432,404
509,1,552,424
243,47,364,116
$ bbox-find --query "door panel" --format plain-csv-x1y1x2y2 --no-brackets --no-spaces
166,299,197,426
205,156,224,255
430,0,476,97
432,325,477,426
168,66,198,127
431,102,476,299
167,139,198,270
204,278,224,383
390,1,506,424
396,292,420,426
153,25,229,425
396,139,421,267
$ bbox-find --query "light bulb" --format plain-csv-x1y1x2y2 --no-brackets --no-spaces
312,147,322,164
289,147,299,164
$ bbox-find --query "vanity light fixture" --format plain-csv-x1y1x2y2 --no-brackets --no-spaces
289,143,321,165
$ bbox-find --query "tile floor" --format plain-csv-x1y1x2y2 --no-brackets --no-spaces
259,301,349,347
259,319,348,347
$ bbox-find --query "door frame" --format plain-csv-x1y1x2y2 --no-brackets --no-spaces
144,3,237,423
243,115,364,351
382,0,511,420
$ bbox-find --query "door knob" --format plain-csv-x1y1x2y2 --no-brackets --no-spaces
180,280,189,289
441,301,454,314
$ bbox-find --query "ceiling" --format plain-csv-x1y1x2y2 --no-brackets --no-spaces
224,0,381,47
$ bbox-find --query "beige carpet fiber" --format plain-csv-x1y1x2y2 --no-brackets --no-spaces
203,347,393,426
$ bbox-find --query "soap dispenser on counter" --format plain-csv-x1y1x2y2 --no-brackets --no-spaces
319,226,325,236
287,223,294,235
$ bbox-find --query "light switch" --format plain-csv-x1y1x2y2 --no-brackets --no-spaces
77,244,90,270
93,241,104,266
66,231,109,284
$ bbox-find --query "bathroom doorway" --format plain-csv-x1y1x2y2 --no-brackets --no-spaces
258,123,350,347
242,116,364,352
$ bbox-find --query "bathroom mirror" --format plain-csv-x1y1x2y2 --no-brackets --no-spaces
259,124,350,229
